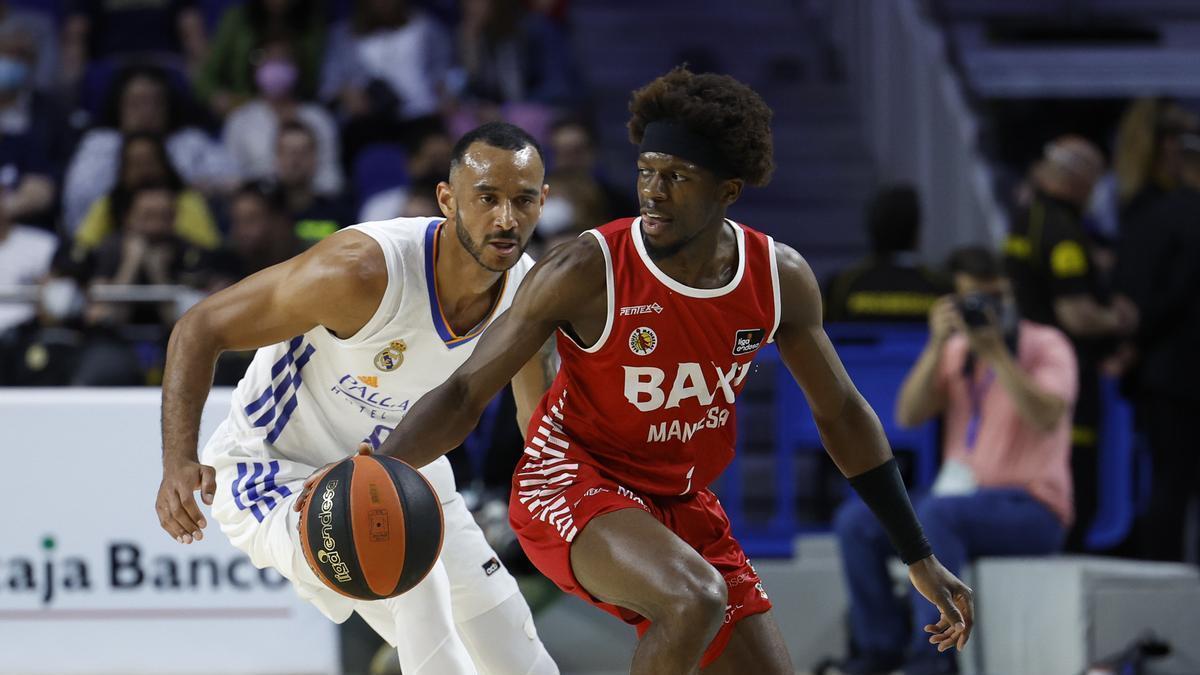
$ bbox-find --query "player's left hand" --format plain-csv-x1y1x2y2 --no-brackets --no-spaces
907,554,975,652
292,443,372,513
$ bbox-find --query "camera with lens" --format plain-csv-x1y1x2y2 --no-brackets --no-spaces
956,293,997,328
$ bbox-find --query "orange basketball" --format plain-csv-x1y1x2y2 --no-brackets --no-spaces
298,454,444,600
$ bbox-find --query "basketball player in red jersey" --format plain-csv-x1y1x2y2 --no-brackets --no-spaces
352,68,974,673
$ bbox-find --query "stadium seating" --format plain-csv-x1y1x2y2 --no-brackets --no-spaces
723,324,939,558
352,143,409,210
1087,376,1138,550
723,324,1143,558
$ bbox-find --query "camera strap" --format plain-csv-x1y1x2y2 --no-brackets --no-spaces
965,368,995,452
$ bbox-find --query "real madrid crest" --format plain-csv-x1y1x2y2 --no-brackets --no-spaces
374,339,406,372
628,327,657,356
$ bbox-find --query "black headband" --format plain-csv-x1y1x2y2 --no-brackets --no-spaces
639,121,735,178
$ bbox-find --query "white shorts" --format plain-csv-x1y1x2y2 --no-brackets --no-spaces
201,420,521,630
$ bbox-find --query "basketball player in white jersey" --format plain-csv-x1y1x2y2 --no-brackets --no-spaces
155,123,560,675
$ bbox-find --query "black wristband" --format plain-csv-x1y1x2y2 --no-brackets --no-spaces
848,458,932,565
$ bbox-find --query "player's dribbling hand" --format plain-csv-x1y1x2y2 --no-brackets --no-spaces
907,554,975,652
292,443,373,513
157,458,217,544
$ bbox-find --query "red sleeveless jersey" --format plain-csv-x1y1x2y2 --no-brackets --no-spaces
528,217,781,497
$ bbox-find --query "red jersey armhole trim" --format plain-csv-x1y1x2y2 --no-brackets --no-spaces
766,236,782,343
556,229,615,353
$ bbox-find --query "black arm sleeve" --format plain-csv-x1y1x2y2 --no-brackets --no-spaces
848,458,933,564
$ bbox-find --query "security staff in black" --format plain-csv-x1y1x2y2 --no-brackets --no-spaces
825,185,949,323
1115,133,1200,562
1003,135,1136,552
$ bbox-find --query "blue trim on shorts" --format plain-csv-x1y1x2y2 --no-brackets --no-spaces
231,460,293,522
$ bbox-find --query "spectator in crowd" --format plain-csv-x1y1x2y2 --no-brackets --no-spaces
196,0,324,119
0,247,142,386
1087,98,1199,262
0,0,59,92
62,0,206,88
216,181,300,282
1115,133,1200,562
87,184,215,329
0,190,56,334
0,23,68,227
223,38,343,195
359,175,440,223
274,119,354,245
74,132,219,253
1004,135,1136,552
825,184,949,322
398,178,440,218
1113,98,1197,225
536,168,610,253
206,181,300,386
548,116,635,219
62,65,235,232
356,128,452,222
455,0,578,107
831,247,1075,675
321,0,451,165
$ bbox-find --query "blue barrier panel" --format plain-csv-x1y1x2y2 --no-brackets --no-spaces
724,324,939,558
1086,377,1136,550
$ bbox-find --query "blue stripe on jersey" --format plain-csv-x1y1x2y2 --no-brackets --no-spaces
244,338,315,441
245,336,306,414
423,219,456,344
266,387,302,443
423,218,510,350
231,460,291,523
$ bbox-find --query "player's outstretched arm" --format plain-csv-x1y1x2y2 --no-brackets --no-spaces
771,242,974,652
156,231,387,544
377,236,603,469
511,335,558,432
772,243,891,476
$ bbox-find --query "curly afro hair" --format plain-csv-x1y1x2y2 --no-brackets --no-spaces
628,67,775,186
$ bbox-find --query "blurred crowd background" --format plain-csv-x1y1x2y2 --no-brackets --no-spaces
0,0,627,389
3,1,1200,672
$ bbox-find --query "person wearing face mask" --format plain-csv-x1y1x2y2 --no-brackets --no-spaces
0,23,68,227
828,247,1076,675
196,0,324,119
0,246,142,387
0,1,58,91
223,39,343,196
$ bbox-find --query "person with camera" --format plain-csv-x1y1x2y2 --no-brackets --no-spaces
830,247,1076,675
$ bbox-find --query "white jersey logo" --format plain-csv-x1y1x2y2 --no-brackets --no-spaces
622,361,751,411
620,303,664,316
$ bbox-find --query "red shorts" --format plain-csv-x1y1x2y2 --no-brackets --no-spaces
509,452,772,667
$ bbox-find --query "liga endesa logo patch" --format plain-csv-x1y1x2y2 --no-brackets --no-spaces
316,481,352,583
732,328,765,355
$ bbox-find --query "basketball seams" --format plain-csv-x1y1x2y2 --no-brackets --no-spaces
299,455,442,600
304,460,380,600
362,455,408,596
383,458,445,595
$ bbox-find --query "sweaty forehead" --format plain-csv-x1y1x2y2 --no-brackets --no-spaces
454,143,544,186
638,151,702,173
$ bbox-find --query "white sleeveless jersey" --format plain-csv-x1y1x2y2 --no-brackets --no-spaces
218,217,533,489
